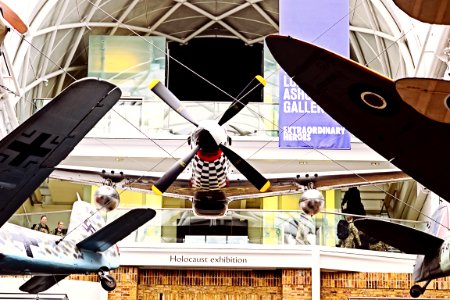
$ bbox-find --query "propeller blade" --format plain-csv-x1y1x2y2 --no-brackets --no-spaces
149,80,198,126
219,144,270,192
152,146,199,195
218,75,266,126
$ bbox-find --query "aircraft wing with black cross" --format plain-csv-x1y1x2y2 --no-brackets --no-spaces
0,78,121,227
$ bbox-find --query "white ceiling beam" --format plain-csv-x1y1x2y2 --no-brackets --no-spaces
148,2,183,33
56,0,102,94
183,20,216,43
109,0,141,35
216,20,250,44
370,0,415,76
350,32,366,64
362,0,390,77
349,25,396,41
38,0,71,97
24,65,86,94
250,1,278,31
32,22,183,43
180,1,252,43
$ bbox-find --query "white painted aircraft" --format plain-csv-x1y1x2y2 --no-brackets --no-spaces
0,67,157,292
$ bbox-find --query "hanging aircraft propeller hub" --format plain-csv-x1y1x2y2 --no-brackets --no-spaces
300,189,324,216
149,79,270,197
192,120,228,147
95,185,120,211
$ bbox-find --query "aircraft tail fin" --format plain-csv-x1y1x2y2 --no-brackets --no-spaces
355,218,444,255
19,275,67,294
77,208,156,252
66,195,106,242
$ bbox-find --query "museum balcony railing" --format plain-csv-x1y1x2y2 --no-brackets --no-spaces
33,98,280,138
10,207,427,251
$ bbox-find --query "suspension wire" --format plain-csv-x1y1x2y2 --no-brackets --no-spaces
11,0,446,230
57,204,104,244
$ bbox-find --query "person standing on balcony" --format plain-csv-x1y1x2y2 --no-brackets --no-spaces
338,214,361,248
53,220,67,237
31,215,50,234
295,190,324,245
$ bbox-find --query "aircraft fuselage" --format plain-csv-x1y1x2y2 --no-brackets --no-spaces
414,238,450,283
0,222,119,275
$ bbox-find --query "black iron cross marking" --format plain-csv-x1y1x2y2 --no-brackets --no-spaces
23,239,39,258
7,132,52,167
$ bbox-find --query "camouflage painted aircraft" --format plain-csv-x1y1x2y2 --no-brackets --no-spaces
265,32,450,298
0,76,157,293
393,0,450,25
355,205,449,298
2,196,155,293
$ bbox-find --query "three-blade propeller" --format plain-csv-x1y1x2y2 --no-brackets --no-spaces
148,78,270,194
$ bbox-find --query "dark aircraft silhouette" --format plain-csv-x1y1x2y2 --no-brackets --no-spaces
265,34,450,298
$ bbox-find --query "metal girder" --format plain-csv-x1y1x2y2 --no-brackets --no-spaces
109,0,141,35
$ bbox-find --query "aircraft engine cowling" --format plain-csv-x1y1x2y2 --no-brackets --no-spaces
94,185,120,211
299,189,324,216
192,190,228,217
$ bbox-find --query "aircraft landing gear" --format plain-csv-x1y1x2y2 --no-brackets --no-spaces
410,280,431,298
98,270,116,292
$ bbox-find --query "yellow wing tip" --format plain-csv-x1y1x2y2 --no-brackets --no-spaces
255,75,266,87
148,80,160,90
259,181,270,193
152,185,163,195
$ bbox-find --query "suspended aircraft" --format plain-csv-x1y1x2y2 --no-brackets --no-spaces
393,0,450,25
3,194,155,294
0,0,28,44
355,205,449,298
52,76,409,219
0,76,159,293
265,34,450,297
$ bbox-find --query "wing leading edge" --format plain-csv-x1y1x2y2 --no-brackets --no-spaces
0,78,121,227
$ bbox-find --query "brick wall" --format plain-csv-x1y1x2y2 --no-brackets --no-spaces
137,269,282,300
282,269,312,299
4,267,450,299
321,271,450,299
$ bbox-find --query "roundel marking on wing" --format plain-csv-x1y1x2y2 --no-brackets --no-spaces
444,94,450,111
360,91,388,110
349,83,400,116
395,78,450,124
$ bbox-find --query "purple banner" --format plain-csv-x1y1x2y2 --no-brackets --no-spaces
278,0,350,149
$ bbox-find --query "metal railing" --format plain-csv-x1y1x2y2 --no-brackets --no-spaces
10,207,428,251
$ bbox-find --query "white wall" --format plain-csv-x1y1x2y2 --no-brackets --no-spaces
0,278,107,300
